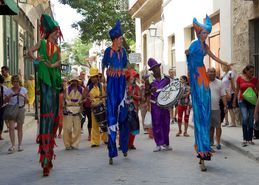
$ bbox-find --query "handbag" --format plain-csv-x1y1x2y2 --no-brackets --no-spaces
3,89,21,121
144,111,152,128
3,104,19,120
242,87,257,105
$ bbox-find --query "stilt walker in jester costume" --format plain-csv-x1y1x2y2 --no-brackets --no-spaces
29,14,63,176
186,15,231,172
102,20,129,165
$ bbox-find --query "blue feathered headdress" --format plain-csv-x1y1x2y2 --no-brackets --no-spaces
193,15,212,36
109,20,122,40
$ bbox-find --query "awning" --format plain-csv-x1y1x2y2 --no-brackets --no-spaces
0,0,19,15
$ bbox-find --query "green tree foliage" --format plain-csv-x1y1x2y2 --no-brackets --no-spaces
61,38,92,68
59,0,135,53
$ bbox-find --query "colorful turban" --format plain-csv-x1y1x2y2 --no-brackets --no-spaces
40,13,63,40
109,20,122,40
193,15,212,36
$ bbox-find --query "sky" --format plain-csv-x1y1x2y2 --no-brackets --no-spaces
51,0,83,43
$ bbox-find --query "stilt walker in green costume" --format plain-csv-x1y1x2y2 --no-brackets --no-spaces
29,14,63,177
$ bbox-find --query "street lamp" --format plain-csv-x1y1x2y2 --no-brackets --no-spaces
148,22,157,37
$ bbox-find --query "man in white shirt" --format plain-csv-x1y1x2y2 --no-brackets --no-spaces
208,67,227,150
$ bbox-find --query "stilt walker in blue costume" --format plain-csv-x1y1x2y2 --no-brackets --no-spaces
102,20,128,165
186,15,231,171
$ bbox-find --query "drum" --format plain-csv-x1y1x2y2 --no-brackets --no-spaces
157,78,184,108
92,103,107,132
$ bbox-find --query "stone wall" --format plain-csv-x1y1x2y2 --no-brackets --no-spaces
232,0,259,74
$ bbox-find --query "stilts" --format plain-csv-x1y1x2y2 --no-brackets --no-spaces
199,159,207,172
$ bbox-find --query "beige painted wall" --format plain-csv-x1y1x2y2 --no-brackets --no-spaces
232,0,259,74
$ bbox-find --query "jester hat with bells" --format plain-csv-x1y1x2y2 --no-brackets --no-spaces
193,15,212,38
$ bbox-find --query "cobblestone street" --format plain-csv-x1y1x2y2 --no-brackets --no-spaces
0,122,259,185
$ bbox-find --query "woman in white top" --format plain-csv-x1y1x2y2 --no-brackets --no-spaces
4,75,28,154
221,65,237,127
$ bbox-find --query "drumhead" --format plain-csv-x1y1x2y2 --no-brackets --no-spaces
157,78,183,108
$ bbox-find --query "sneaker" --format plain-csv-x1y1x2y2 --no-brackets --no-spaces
18,145,24,152
210,148,216,153
163,145,172,151
216,144,221,150
153,146,161,152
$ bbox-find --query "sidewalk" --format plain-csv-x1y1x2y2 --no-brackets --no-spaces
189,121,259,162
220,125,259,162
0,112,36,151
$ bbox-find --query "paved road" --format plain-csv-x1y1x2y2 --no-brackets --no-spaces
0,122,259,185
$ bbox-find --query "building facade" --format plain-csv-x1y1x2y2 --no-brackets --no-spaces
232,0,259,78
129,0,235,77
0,0,52,81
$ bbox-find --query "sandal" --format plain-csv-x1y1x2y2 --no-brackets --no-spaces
248,141,255,145
8,146,16,154
176,131,182,137
183,132,190,137
18,145,24,152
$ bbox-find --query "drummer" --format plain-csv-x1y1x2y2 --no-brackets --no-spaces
89,67,108,147
147,58,172,152
63,73,85,150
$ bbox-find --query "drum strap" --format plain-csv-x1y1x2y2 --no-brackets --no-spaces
150,99,157,104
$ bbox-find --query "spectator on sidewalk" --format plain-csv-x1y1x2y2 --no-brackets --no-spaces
221,65,238,127
4,75,28,154
0,74,8,140
207,68,227,150
1,66,12,134
25,74,35,112
255,98,259,122
1,66,12,88
176,75,191,137
233,64,259,146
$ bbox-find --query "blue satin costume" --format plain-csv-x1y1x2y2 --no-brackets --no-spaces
102,20,128,158
187,15,212,160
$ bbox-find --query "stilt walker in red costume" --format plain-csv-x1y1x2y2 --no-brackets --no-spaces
29,14,63,176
